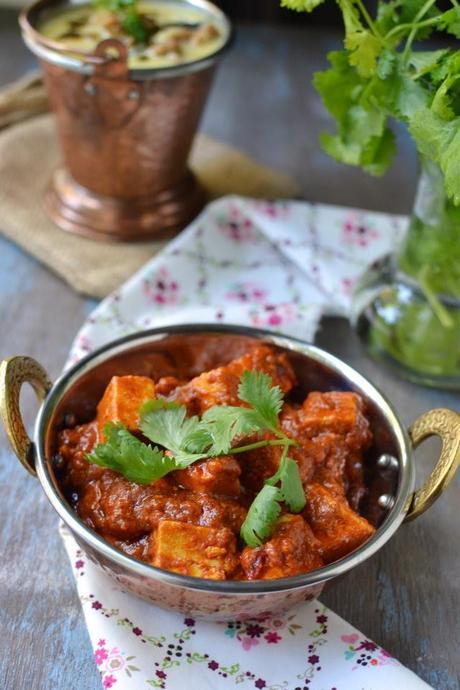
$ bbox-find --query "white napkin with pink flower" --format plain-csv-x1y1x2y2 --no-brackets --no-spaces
63,196,434,690
68,196,404,363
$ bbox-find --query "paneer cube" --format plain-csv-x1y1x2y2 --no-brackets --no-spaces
174,456,241,497
175,345,296,414
309,432,349,496
303,483,375,563
97,375,155,437
150,520,238,579
281,403,368,499
240,515,324,580
301,392,371,452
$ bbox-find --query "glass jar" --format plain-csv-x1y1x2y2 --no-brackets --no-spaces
352,156,460,389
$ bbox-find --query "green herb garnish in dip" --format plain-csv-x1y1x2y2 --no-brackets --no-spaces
39,0,227,68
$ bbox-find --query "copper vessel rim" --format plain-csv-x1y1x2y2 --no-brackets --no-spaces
31,324,416,595
19,0,233,80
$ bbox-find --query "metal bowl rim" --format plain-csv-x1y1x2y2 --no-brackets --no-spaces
34,323,414,595
20,0,233,79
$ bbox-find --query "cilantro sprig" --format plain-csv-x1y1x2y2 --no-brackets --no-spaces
140,399,211,465
86,370,306,546
240,485,282,547
93,0,154,44
88,422,178,483
241,451,306,547
282,0,460,204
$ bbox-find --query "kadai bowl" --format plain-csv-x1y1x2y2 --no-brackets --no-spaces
1,325,459,620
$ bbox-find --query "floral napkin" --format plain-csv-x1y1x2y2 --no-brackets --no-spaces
63,196,433,690
68,196,404,363
60,524,431,690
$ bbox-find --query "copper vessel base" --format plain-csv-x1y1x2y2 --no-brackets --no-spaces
44,166,207,242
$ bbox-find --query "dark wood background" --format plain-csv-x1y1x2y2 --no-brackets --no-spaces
214,0,344,24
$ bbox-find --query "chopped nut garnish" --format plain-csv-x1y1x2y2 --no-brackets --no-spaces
192,23,220,45
167,28,193,42
152,38,182,56
86,8,121,32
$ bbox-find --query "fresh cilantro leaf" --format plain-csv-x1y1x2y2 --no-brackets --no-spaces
237,370,284,433
439,7,460,39
94,0,136,11
122,10,150,44
408,50,450,80
314,51,363,122
241,450,306,547
361,127,397,176
279,457,307,512
87,422,177,484
345,30,381,78
422,52,460,121
200,370,286,454
399,0,429,22
430,51,457,84
432,53,460,108
377,48,396,79
409,108,460,204
265,455,306,512
140,399,197,449
182,425,214,454
314,50,397,176
338,0,362,35
319,103,392,175
360,56,429,123
374,0,400,36
338,0,381,79
431,77,456,120
201,405,263,455
395,74,429,119
140,400,210,465
93,0,153,44
240,485,282,547
280,0,325,11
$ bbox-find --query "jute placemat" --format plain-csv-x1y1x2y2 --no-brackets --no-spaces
0,75,298,298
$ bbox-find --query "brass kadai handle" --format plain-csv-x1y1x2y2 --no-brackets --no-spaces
0,356,52,476
405,408,460,521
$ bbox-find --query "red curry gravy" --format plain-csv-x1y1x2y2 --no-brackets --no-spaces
56,344,376,580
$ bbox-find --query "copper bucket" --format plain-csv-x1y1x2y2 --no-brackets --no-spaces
19,0,232,241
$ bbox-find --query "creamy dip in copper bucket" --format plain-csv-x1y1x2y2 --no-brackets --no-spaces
19,0,232,241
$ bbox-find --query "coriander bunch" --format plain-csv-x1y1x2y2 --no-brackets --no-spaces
282,0,460,203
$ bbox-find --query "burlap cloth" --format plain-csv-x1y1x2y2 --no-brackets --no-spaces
0,73,298,298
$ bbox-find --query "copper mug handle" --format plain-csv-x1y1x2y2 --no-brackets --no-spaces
0,356,52,475
83,40,143,129
404,408,460,521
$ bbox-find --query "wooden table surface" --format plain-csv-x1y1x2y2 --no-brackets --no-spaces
0,9,458,690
